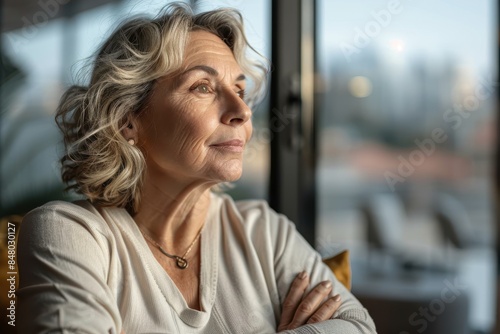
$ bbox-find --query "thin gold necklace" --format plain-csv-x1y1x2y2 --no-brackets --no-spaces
138,224,204,270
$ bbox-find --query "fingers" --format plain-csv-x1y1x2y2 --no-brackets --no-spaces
286,280,333,329
306,294,342,324
278,272,343,331
278,271,310,331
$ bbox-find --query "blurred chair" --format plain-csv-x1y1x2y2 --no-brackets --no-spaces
432,193,496,332
357,193,495,333
362,193,405,252
361,193,456,274
433,193,484,249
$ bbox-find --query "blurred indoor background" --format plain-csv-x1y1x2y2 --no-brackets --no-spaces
1,0,498,333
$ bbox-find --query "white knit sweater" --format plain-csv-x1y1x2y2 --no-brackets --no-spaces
17,193,376,333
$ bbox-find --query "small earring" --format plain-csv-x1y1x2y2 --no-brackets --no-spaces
128,139,135,145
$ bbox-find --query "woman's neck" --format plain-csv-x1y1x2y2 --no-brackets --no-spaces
132,171,215,253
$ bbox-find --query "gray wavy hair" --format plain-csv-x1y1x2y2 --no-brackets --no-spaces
55,2,268,213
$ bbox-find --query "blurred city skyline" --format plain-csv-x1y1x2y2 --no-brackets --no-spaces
319,0,495,73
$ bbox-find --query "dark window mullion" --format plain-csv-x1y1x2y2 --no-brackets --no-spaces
270,0,317,246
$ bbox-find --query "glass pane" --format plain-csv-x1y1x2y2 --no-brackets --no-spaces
1,0,270,216
316,1,497,333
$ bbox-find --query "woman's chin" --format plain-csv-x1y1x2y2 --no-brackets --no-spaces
211,165,243,183
218,170,243,182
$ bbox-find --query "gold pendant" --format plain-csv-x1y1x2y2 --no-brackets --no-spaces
176,257,188,269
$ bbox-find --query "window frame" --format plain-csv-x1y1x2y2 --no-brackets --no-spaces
269,0,317,246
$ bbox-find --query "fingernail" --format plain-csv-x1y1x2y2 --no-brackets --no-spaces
321,281,332,289
333,294,341,302
298,271,307,279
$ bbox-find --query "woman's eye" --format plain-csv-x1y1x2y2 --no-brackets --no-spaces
195,84,211,94
237,90,246,99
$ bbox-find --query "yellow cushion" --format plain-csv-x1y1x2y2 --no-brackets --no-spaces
323,250,351,290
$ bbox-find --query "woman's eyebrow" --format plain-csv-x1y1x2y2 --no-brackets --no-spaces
180,65,246,82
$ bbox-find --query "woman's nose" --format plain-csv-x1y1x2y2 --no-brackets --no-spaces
220,90,252,126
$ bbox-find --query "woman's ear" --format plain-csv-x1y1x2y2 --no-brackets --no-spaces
121,116,139,145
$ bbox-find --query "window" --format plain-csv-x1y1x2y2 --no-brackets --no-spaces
316,1,497,332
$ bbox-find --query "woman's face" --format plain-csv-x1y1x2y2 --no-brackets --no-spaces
137,30,252,185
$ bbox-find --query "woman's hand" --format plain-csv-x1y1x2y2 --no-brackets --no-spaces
277,271,342,332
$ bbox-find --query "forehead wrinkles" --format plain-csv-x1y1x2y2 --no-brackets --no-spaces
186,30,232,54
180,33,243,80
186,31,231,56
182,49,239,72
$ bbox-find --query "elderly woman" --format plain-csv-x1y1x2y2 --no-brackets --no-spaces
17,3,376,334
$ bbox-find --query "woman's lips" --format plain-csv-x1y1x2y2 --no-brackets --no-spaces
210,139,244,152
